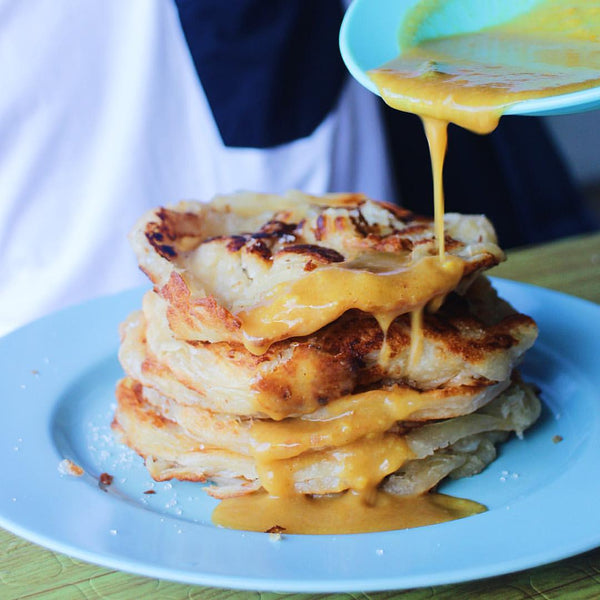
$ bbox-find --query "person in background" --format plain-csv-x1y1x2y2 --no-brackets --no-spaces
0,0,594,336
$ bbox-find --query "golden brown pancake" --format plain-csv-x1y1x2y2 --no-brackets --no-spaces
140,379,512,458
113,376,540,499
129,192,504,351
116,191,541,515
118,276,537,420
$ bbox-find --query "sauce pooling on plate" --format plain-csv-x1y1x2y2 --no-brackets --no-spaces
213,490,486,534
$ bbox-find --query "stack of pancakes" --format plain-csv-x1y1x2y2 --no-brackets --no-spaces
114,191,540,500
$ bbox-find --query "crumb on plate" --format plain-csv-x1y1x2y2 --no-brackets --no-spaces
58,458,84,477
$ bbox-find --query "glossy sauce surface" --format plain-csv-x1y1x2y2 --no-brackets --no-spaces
213,490,486,534
250,386,450,461
238,254,463,354
256,434,413,497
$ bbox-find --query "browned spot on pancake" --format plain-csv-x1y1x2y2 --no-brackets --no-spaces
246,238,272,260
276,244,344,263
385,202,421,222
146,231,177,259
349,212,372,237
249,335,358,417
226,236,247,252
397,222,431,235
360,234,414,253
162,473,209,483
114,378,208,456
219,223,297,259
328,192,367,207
258,220,297,238
145,207,206,259
444,237,465,251
414,294,535,363
462,254,501,277
118,379,170,429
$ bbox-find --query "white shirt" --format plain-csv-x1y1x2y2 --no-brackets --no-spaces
0,0,393,336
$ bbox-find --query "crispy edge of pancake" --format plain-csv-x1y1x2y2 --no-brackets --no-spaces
112,377,260,498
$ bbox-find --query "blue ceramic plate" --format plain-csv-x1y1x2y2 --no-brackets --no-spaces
0,279,599,593
340,0,600,117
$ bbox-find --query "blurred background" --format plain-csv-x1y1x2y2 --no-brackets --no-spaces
545,111,600,221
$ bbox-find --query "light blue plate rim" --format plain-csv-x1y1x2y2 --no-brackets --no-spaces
339,0,600,117
0,279,599,593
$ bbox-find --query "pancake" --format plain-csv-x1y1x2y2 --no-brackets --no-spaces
118,276,537,419
140,379,512,459
116,191,541,531
113,376,540,499
129,192,504,352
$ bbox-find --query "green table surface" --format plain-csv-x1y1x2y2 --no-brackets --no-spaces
2,232,599,600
